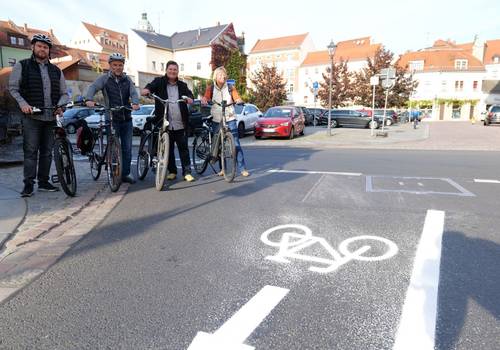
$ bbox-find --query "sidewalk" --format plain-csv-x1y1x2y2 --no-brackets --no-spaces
240,121,500,151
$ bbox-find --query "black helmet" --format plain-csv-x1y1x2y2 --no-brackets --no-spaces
108,52,125,63
31,33,52,48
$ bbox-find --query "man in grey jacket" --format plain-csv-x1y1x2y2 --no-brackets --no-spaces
8,34,69,197
85,53,139,184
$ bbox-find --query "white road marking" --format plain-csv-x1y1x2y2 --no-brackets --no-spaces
393,209,445,350
398,182,404,186
261,224,398,274
188,285,289,350
268,169,362,176
474,179,500,184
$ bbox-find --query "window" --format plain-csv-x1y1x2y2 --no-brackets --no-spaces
455,80,464,91
197,62,201,70
152,61,156,70
161,63,165,71
180,63,184,71
315,67,319,74
305,68,308,75
473,81,478,90
287,54,292,61
409,60,424,71
304,96,308,104
289,84,294,93
10,36,16,45
494,56,500,64
18,38,24,46
455,59,468,70
441,80,447,92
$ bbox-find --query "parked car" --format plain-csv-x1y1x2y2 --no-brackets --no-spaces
308,108,327,125
295,106,314,125
319,109,379,129
484,105,500,125
254,106,305,139
234,103,262,138
131,104,154,134
61,107,95,134
373,109,398,126
188,99,211,133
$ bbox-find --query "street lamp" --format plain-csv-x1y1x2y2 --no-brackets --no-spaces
327,39,337,136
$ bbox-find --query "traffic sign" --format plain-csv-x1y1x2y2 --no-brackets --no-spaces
312,81,319,89
227,79,236,85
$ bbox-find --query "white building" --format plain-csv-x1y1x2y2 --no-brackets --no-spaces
69,22,128,57
247,33,315,103
298,37,381,107
399,38,500,121
128,14,240,89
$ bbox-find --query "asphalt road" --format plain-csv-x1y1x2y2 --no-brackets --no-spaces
0,147,499,349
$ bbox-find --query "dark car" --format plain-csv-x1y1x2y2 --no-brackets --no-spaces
484,105,500,126
320,109,379,129
61,107,95,134
295,106,314,125
373,109,398,126
188,99,211,134
308,108,327,125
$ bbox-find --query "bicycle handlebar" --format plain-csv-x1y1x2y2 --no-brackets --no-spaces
149,93,188,104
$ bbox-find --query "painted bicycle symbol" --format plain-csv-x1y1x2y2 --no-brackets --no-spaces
260,224,398,274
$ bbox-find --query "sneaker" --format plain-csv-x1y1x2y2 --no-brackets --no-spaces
38,182,59,192
21,183,34,197
184,174,195,182
167,173,177,181
218,170,224,177
122,174,136,184
241,170,251,177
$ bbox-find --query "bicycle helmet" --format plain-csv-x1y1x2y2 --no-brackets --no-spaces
31,33,52,48
108,52,125,63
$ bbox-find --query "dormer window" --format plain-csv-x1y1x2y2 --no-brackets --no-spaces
493,56,500,64
455,59,468,70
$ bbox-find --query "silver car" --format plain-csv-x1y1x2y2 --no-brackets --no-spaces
484,105,500,126
234,103,262,138
132,105,155,134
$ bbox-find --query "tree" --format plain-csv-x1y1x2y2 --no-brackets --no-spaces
249,65,287,111
210,44,231,71
351,47,417,108
318,59,353,108
225,49,247,94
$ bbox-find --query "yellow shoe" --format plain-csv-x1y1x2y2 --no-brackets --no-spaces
184,174,195,182
218,170,224,176
241,170,250,177
167,173,177,181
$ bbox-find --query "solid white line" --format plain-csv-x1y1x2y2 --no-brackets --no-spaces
393,209,445,350
215,285,289,342
474,179,500,184
302,174,325,202
268,169,362,176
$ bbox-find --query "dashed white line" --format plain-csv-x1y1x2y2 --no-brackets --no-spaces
474,179,500,184
268,169,362,176
393,209,445,350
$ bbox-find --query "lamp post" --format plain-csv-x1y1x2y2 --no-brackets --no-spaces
327,39,337,136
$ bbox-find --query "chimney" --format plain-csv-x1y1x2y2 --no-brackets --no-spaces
197,27,201,40
50,29,54,37
472,34,485,63
217,21,220,26
24,23,28,32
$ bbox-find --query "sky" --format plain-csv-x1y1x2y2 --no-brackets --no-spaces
3,0,500,55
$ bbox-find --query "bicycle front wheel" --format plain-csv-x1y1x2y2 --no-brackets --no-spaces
137,132,152,180
107,136,122,192
89,134,102,180
54,138,77,196
155,131,169,191
221,130,236,182
192,131,210,175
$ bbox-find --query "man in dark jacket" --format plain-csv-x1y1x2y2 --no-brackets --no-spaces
141,60,195,182
8,34,69,197
85,53,139,184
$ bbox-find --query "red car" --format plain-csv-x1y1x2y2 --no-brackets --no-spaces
254,106,306,139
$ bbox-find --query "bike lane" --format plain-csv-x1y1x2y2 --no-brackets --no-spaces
0,161,498,349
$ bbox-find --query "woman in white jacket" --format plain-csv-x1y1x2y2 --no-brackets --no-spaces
201,66,250,177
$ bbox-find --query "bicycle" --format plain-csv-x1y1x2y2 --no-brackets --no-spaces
191,115,219,175
32,104,77,197
84,103,130,192
136,94,187,191
192,100,239,182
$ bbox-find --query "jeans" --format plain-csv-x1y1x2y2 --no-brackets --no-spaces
113,119,133,177
167,129,192,176
22,116,55,185
212,120,247,172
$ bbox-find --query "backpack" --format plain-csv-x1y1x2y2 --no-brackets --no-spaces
76,120,94,155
